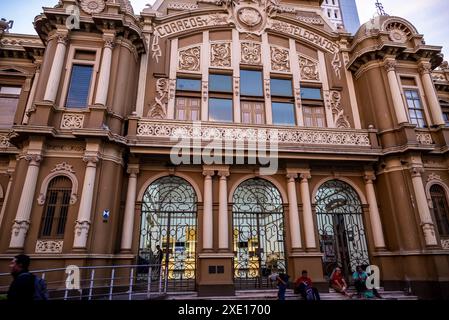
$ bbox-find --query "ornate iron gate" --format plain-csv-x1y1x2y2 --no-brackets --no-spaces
315,180,370,279
139,176,197,291
232,178,286,289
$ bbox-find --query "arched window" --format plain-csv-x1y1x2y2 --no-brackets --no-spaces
39,176,72,238
430,184,449,236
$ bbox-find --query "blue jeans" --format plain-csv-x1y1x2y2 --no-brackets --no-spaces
278,286,287,300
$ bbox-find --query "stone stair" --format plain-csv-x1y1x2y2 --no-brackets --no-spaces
163,288,419,301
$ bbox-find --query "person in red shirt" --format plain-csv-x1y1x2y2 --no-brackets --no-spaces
294,270,320,300
330,267,352,298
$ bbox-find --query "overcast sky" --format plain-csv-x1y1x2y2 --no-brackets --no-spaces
1,0,448,58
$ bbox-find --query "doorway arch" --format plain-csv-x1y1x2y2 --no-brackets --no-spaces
232,178,286,289
314,179,370,279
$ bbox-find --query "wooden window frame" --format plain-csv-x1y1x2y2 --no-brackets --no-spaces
59,46,101,110
175,76,202,121
300,84,326,128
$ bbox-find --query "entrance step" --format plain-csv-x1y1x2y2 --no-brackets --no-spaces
164,288,419,300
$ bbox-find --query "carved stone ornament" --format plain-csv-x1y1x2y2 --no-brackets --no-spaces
148,78,168,119
80,0,106,14
167,3,199,10
211,42,231,68
61,113,85,129
332,52,342,80
326,91,351,128
241,42,261,65
178,46,201,72
35,240,63,254
270,46,290,72
416,133,433,145
298,55,319,81
442,239,449,250
137,121,371,147
237,7,262,27
51,162,75,174
0,135,11,148
385,22,411,44
427,173,442,183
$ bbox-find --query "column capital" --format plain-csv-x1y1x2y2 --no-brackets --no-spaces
299,172,311,182
364,172,376,183
83,155,99,166
24,154,42,165
127,164,140,176
203,170,215,177
103,36,116,49
410,166,424,178
286,173,298,181
418,61,432,75
55,30,69,45
218,170,230,178
383,58,397,72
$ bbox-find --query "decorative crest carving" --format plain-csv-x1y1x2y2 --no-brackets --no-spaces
80,0,106,14
148,78,169,119
298,55,319,81
241,42,261,65
210,42,231,67
270,46,290,72
178,46,201,71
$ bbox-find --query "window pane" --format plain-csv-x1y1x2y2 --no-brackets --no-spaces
300,87,322,100
66,65,93,108
209,74,232,92
240,70,263,96
176,78,201,91
0,97,19,127
271,79,293,97
272,102,295,126
209,98,233,122
0,86,21,95
405,90,413,99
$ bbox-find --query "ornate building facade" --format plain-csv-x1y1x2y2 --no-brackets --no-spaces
0,0,448,298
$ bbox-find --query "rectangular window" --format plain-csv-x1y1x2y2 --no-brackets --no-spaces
404,89,426,128
0,85,21,127
300,87,322,100
240,70,263,97
303,106,326,127
66,64,93,108
272,102,295,126
241,101,265,124
301,85,326,128
209,74,232,93
271,79,293,97
176,78,201,91
209,98,233,122
175,97,200,121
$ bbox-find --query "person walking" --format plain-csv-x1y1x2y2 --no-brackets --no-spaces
7,254,36,301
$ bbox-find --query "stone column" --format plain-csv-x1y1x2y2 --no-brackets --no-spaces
287,174,302,250
419,61,445,126
9,155,42,248
203,170,214,251
410,166,438,246
218,170,229,251
364,172,386,249
73,156,99,249
384,59,409,124
121,165,139,252
299,171,316,249
44,32,68,103
94,34,115,106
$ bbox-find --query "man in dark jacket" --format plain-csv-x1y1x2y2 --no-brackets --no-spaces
7,254,35,301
